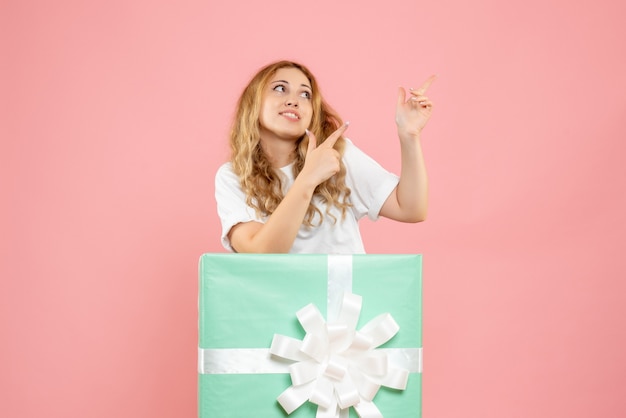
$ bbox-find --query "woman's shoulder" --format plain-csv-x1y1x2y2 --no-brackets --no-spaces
341,137,358,156
216,161,235,176
342,137,371,161
215,162,239,187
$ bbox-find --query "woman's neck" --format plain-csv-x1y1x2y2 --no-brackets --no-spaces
260,137,297,168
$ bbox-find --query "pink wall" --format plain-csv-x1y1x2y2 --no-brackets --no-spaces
2,0,625,416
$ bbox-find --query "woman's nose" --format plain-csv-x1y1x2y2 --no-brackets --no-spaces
285,96,299,107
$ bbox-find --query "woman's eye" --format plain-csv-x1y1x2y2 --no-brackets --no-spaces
300,91,311,99
273,85,286,93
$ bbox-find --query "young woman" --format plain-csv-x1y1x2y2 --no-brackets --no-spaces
215,60,434,254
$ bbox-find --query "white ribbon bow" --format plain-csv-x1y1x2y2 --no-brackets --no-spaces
270,292,410,418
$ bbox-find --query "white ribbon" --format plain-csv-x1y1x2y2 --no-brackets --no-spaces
270,292,413,418
198,255,422,418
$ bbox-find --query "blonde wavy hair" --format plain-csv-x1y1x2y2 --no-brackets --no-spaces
229,60,352,226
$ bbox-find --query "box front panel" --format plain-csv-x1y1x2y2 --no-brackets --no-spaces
199,254,422,418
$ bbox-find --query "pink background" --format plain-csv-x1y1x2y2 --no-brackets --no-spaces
2,0,625,416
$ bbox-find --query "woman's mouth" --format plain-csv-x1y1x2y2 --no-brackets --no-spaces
279,111,300,121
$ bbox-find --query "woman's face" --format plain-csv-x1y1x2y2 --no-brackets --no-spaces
258,67,313,143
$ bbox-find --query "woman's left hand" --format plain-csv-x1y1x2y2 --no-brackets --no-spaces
395,75,436,140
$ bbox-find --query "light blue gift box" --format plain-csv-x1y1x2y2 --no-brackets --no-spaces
198,254,422,418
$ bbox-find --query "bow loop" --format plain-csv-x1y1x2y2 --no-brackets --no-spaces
359,313,400,348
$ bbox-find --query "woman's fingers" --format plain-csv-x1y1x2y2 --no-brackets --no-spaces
320,121,350,149
409,95,433,107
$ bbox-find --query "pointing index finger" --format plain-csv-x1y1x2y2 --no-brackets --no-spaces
320,121,350,148
412,75,437,95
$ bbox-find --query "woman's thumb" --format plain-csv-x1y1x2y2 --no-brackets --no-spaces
397,86,407,106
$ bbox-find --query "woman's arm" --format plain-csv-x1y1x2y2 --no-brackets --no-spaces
379,76,435,223
229,124,349,253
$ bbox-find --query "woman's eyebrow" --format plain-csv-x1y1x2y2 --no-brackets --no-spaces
270,79,312,90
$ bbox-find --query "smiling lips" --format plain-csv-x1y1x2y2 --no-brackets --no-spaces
279,111,300,121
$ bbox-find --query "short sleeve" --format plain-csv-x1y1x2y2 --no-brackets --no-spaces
214,163,265,251
343,139,399,221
